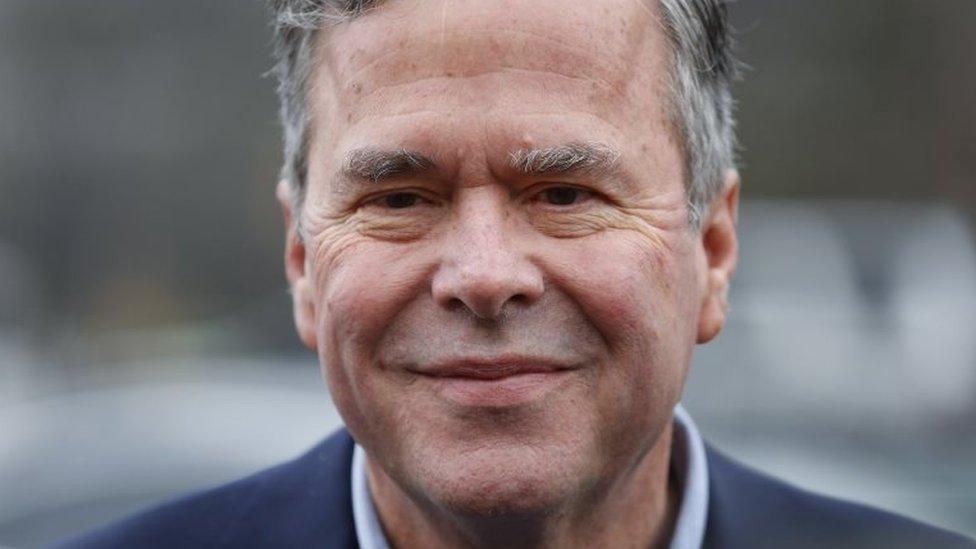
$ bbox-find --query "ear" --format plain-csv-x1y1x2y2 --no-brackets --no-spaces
696,169,740,344
277,180,318,350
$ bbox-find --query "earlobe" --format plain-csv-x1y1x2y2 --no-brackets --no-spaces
697,271,729,343
277,180,318,350
696,170,740,344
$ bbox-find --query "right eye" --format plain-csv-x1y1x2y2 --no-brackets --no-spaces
380,192,421,209
366,191,430,210
539,186,589,206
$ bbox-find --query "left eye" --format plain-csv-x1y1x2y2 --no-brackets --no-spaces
377,192,422,209
539,186,589,206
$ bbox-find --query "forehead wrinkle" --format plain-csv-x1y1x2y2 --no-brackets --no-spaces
320,16,673,147
316,1,671,123
343,69,633,141
317,0,669,106
326,24,629,94
347,68,616,121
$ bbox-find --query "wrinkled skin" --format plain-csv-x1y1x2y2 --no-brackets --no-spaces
279,0,739,547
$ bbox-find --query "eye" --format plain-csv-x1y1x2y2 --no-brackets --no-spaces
372,191,425,209
538,186,591,206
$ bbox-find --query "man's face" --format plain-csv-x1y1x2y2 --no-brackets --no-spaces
283,0,736,515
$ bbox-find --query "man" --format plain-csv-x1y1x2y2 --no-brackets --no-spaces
59,0,973,547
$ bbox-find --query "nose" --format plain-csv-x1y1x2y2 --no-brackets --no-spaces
431,193,544,320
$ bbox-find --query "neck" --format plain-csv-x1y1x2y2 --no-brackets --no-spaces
366,421,678,549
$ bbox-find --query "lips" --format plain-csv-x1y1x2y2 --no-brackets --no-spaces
416,356,574,380
410,356,576,407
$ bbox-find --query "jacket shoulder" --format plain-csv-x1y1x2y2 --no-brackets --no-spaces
703,444,974,549
52,429,358,549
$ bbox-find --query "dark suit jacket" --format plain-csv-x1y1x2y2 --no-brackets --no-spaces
56,429,974,549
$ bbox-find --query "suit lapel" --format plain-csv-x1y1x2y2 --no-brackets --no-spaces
221,428,360,548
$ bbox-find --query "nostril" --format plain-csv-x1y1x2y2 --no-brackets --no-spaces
430,257,545,319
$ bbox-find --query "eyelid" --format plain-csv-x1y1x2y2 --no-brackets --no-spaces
524,183,598,203
361,188,440,208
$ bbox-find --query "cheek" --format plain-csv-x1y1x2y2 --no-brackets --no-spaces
529,196,700,344
537,230,700,465
307,235,433,425
545,228,701,374
309,225,428,344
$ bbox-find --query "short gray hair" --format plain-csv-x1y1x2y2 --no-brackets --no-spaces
267,0,739,227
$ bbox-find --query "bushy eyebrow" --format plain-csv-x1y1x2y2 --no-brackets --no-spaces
334,142,621,195
341,147,436,183
509,142,621,176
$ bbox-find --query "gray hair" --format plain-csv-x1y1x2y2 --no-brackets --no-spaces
267,0,738,227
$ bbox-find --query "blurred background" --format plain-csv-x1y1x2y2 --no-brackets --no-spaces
1,0,974,546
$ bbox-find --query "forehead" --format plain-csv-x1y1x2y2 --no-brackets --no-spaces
309,0,677,172
325,1,659,81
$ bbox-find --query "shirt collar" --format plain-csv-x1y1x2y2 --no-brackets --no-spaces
351,440,390,549
669,403,710,549
351,403,709,549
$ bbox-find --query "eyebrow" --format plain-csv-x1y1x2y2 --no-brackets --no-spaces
341,147,437,183
508,142,621,176
335,141,621,191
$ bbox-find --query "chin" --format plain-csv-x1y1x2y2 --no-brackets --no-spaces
408,442,588,518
